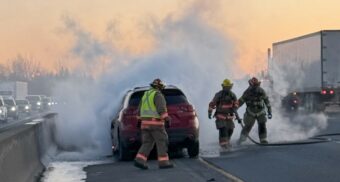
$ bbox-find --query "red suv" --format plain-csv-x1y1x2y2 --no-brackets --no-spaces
111,86,199,160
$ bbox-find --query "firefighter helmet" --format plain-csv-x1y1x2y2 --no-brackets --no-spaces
248,77,261,87
150,78,165,89
222,79,233,88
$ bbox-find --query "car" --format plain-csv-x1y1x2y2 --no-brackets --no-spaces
41,97,52,110
111,85,200,161
0,96,8,122
15,99,32,115
26,95,43,112
3,96,19,120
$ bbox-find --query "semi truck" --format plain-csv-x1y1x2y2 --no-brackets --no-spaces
0,81,28,100
271,30,340,112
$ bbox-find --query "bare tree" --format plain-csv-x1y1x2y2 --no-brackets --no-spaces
0,64,10,80
9,54,42,81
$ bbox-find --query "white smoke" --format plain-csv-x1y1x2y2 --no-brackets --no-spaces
51,0,329,160
52,0,240,159
260,45,329,142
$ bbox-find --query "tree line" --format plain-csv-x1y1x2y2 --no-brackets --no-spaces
0,55,85,96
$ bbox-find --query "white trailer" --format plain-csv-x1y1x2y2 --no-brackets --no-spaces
0,81,28,100
271,30,340,111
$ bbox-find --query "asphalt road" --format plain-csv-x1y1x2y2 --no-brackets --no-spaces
85,158,232,182
85,114,340,182
203,114,340,182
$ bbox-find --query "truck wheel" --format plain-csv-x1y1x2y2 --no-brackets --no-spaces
187,141,199,158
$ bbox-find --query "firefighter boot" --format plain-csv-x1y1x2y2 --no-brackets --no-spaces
134,158,148,170
260,138,268,144
220,140,232,151
159,160,174,169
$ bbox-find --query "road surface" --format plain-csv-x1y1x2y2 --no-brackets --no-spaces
85,114,340,182
85,158,232,182
203,114,340,182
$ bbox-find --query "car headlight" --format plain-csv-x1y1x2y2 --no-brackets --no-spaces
48,102,52,106
37,102,41,106
25,105,29,110
0,110,2,114
11,107,16,111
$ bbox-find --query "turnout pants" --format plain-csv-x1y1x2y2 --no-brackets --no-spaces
135,125,170,165
215,118,235,147
240,111,267,140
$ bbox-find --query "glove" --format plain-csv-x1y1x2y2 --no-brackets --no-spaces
208,112,212,119
137,119,142,129
268,113,272,119
164,116,172,128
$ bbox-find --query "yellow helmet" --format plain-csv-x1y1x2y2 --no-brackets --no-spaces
222,79,233,87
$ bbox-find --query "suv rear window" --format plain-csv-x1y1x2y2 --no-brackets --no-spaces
128,89,188,106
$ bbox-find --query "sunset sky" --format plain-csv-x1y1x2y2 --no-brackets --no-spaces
1,0,340,74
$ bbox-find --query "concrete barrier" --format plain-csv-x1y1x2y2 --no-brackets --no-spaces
0,113,57,182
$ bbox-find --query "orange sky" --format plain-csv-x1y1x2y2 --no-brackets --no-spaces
1,0,340,74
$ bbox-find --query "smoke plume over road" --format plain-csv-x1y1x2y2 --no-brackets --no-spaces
50,0,328,161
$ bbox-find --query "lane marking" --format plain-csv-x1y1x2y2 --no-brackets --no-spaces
198,158,244,182
174,159,212,182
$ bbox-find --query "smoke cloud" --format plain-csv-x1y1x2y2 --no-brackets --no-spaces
52,0,239,159
51,0,328,160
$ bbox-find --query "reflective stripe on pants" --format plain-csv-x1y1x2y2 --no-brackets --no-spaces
136,153,148,161
158,155,169,161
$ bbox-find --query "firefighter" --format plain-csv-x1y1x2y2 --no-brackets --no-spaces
238,77,272,144
134,78,174,170
208,79,239,150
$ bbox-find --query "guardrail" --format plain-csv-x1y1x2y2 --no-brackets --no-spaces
0,113,57,182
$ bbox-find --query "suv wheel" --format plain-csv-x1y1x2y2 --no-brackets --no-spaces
118,138,132,161
187,140,199,158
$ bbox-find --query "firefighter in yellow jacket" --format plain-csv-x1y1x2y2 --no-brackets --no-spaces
134,78,174,170
208,79,239,149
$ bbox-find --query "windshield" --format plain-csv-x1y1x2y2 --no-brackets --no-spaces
4,99,15,106
16,100,29,105
129,89,188,106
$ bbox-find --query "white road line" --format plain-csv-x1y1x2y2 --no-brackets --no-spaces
198,158,244,182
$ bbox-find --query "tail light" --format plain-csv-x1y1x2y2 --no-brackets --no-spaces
321,89,335,95
122,108,138,130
